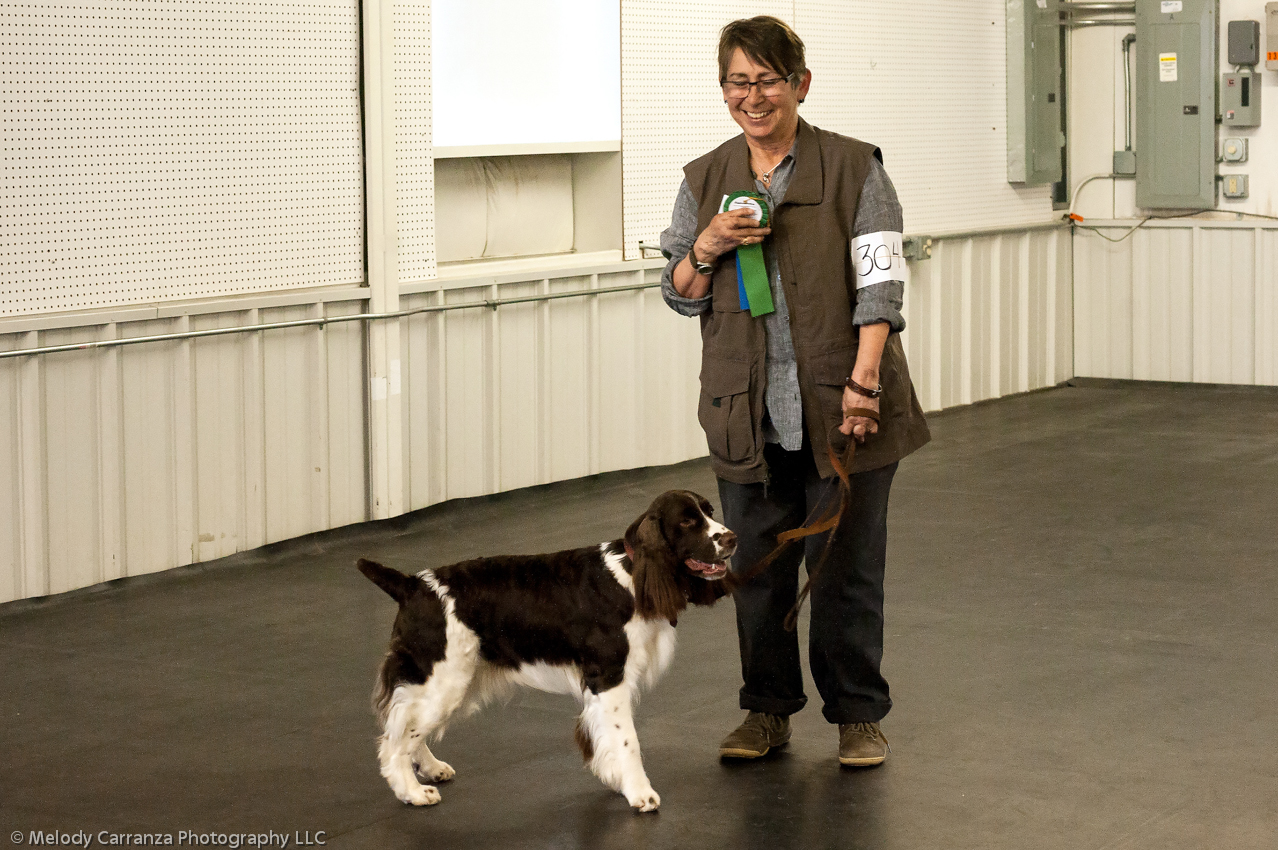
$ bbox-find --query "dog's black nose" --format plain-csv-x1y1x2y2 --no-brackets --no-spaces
715,530,737,550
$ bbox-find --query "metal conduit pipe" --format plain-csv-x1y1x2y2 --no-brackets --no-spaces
1068,18,1139,27
0,280,662,360
1063,2,1136,11
1122,33,1137,153
1067,19,1136,27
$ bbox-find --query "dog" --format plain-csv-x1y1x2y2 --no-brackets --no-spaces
356,489,736,812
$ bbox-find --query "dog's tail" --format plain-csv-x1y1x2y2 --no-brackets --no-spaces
357,558,422,605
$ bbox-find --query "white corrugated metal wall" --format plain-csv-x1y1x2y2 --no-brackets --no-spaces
906,227,1074,412
0,230,1074,605
1074,222,1278,385
0,294,370,602
3,0,1092,604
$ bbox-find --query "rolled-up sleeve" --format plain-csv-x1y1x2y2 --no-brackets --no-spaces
659,180,712,317
851,159,906,332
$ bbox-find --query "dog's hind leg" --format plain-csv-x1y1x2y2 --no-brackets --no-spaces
379,684,442,806
378,648,477,805
580,683,660,812
411,739,455,785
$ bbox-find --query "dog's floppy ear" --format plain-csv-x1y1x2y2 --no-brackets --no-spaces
624,512,687,624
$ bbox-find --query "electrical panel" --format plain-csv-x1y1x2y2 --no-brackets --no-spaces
1135,0,1218,210
1227,20,1260,65
1268,4,1278,70
1222,70,1261,126
1007,0,1063,185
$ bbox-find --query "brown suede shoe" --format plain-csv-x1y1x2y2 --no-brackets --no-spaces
838,721,890,767
719,712,791,759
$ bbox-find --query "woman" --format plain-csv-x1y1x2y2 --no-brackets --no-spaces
660,16,930,766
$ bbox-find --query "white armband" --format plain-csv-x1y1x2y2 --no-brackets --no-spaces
850,231,905,289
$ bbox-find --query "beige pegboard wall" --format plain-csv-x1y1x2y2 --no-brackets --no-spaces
0,1,364,317
621,1,1056,258
394,0,435,284
621,1,793,261
796,0,1054,234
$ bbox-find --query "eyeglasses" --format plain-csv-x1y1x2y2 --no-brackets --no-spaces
720,73,795,99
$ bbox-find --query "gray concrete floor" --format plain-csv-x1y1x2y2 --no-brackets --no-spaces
2,381,1276,849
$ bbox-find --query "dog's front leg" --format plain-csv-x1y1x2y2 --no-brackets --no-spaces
581,684,660,812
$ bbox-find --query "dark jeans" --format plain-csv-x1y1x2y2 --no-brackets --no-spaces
718,440,898,725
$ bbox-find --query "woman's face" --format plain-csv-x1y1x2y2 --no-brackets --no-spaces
723,47,811,149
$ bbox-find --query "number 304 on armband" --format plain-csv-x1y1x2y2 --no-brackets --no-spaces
851,231,905,289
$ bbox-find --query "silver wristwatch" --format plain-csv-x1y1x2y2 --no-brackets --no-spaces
689,244,716,276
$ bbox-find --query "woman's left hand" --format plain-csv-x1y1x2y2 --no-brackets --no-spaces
840,386,880,443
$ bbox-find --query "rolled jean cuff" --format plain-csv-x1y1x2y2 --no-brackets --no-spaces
740,689,808,718
821,698,892,725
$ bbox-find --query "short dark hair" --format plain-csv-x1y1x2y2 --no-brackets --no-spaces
717,16,807,82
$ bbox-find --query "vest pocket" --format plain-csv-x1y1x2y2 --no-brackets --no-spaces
807,348,858,455
698,356,755,463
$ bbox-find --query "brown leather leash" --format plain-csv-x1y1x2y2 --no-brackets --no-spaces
729,406,879,631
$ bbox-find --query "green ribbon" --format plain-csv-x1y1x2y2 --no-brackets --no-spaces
722,191,773,318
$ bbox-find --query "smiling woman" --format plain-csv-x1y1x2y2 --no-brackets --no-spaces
657,14,930,769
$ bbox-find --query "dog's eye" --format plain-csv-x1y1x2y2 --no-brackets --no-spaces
680,519,697,529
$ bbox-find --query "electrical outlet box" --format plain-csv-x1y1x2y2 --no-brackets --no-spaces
1268,3,1278,70
1222,138,1249,162
1227,20,1260,65
1223,70,1262,126
1222,174,1249,199
1007,0,1063,185
903,236,933,262
1114,149,1138,175
1135,0,1218,209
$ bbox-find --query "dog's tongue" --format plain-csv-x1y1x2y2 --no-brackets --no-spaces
686,558,727,576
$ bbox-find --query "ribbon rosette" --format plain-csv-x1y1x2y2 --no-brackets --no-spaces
721,191,774,318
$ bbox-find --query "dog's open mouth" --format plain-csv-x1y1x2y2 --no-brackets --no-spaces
685,558,729,578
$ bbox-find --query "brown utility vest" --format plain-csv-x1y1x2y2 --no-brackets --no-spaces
683,118,930,484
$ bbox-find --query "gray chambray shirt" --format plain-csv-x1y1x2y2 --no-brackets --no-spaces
659,151,906,452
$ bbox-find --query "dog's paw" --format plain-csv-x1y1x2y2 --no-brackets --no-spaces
399,784,442,806
416,761,455,783
626,786,660,813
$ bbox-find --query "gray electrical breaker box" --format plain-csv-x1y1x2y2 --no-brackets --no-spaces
1222,70,1261,126
1007,0,1063,185
1135,0,1218,210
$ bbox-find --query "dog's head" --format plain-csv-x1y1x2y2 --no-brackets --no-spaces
623,490,737,623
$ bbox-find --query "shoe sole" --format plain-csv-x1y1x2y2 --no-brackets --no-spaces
838,754,886,767
719,739,790,759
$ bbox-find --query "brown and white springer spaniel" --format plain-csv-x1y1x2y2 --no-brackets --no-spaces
357,490,736,812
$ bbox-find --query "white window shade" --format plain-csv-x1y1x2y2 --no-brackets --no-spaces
434,156,575,262
432,0,620,152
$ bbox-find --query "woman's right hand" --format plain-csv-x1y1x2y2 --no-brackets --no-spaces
693,208,773,264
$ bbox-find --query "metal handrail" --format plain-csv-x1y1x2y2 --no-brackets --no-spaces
0,280,660,360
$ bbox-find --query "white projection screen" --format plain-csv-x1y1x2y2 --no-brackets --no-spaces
432,0,621,150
